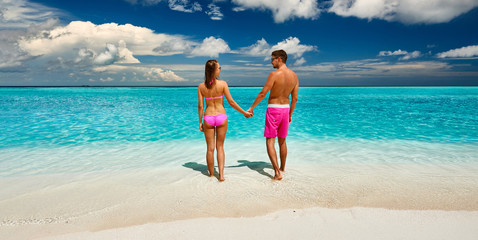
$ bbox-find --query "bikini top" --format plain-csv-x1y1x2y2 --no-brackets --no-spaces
204,96,223,100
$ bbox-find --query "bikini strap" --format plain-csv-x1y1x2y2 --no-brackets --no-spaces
204,96,223,99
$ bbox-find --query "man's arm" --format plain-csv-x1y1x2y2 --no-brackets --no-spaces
248,72,275,113
289,78,299,122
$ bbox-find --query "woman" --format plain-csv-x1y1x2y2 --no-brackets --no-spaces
198,59,252,181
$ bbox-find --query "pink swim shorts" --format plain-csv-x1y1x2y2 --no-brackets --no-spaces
264,104,290,138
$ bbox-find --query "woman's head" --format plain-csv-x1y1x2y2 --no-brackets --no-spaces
205,59,221,88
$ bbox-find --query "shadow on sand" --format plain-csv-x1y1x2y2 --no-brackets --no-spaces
230,160,273,179
183,162,211,177
183,160,274,179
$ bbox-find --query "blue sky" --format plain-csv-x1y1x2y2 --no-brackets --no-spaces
1,0,477,86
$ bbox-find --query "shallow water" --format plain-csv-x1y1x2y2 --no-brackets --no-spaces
0,87,477,176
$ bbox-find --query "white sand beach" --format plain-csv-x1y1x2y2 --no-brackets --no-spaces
36,207,478,240
2,163,478,240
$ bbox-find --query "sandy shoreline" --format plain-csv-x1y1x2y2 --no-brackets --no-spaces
35,207,478,240
2,163,478,239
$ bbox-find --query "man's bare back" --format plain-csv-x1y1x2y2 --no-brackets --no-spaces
267,66,299,105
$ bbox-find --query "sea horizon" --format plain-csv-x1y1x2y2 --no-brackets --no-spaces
1,85,478,88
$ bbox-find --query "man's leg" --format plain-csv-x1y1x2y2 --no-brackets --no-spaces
266,137,282,180
278,137,287,171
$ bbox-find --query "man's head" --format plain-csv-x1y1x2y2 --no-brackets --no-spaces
271,50,287,68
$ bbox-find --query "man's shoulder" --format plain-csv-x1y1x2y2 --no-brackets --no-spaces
269,69,282,77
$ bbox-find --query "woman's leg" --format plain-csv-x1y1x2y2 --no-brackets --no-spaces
215,119,228,181
203,122,216,177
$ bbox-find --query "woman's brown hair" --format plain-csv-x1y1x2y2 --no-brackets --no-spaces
204,59,218,89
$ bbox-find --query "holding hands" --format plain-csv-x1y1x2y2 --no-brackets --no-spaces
243,107,254,118
243,110,253,118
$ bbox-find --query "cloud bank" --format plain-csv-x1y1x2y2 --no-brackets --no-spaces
0,0,64,29
232,0,320,23
92,65,186,82
379,49,422,60
240,37,317,64
15,21,230,63
4,20,230,82
328,0,478,24
437,45,478,58
295,59,453,79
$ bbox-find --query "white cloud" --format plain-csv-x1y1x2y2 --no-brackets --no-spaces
206,4,224,20
232,0,320,23
16,20,224,66
0,29,31,70
18,21,180,57
152,39,194,55
379,50,408,56
6,20,231,74
0,18,61,70
144,68,186,81
93,44,118,65
17,21,228,61
99,77,114,82
124,0,163,6
168,0,202,13
190,36,230,57
400,51,421,60
240,37,317,63
232,7,247,12
116,40,141,63
93,65,186,82
271,37,317,58
87,42,140,65
0,0,64,29
294,57,306,66
295,59,452,78
328,0,478,24
437,45,478,59
379,49,422,60
240,38,271,56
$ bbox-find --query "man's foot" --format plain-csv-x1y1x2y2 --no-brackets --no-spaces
273,173,283,180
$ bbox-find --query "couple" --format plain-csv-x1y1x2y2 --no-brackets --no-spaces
198,50,299,181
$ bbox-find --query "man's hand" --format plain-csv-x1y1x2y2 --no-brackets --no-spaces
289,116,292,123
244,110,253,118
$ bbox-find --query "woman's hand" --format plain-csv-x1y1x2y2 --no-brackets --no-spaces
243,111,253,118
199,123,204,132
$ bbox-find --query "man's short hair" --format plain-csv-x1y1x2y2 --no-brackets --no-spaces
272,49,287,64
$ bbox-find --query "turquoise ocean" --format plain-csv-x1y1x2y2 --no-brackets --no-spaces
0,87,477,177
1,87,478,234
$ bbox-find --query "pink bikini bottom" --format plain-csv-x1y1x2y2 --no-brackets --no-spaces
204,114,227,127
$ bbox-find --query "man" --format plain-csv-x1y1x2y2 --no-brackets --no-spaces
247,49,299,180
